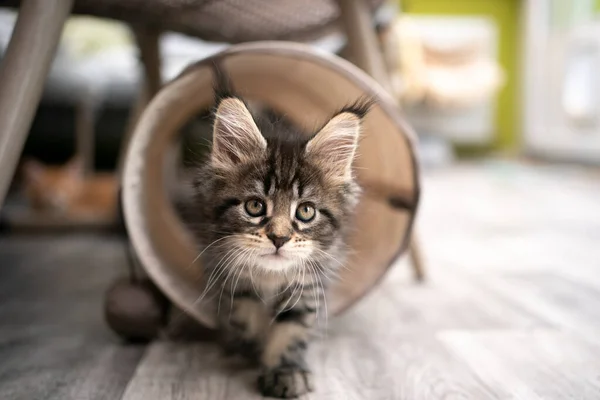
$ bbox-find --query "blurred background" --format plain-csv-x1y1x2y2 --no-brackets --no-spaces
1,0,600,399
1,0,600,226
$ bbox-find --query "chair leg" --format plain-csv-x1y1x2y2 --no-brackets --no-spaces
408,234,425,281
75,88,99,176
0,0,74,209
133,25,163,98
338,0,426,281
116,26,162,180
337,0,391,90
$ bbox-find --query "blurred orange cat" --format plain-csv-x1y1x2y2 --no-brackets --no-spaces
21,157,118,220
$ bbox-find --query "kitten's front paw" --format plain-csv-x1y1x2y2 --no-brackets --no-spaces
258,367,314,398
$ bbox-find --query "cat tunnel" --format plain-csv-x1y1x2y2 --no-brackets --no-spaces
113,42,419,337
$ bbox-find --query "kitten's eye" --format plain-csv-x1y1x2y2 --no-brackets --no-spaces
295,203,316,222
244,198,266,217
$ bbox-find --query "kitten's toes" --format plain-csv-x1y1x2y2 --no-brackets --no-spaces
258,367,314,398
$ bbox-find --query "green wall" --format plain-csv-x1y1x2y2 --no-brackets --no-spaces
401,0,521,150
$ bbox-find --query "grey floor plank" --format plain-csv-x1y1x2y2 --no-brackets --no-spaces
310,334,499,400
328,258,547,342
0,234,145,400
0,337,145,400
504,272,600,327
467,272,600,344
121,342,261,400
3,161,600,399
440,330,600,400
123,336,498,400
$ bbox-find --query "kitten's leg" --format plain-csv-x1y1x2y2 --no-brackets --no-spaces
258,284,320,398
218,289,267,362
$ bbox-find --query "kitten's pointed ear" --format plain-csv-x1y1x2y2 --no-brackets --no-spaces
306,112,361,181
211,98,266,169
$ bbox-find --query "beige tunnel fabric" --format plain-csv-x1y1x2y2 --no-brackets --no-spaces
122,42,419,328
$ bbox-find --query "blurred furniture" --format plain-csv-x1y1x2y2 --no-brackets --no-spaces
0,0,74,214
524,0,600,163
402,0,521,151
0,0,424,284
0,0,384,207
394,16,504,146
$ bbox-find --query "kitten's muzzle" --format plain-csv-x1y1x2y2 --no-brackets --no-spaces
267,233,291,250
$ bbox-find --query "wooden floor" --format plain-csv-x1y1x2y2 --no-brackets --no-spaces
1,160,600,399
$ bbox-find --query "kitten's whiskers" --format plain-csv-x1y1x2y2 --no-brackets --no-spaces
216,247,249,314
310,259,328,332
189,235,236,267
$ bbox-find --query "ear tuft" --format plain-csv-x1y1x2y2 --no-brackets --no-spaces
306,112,361,181
337,97,374,119
211,98,266,169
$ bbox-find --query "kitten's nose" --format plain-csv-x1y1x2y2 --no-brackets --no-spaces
267,234,291,249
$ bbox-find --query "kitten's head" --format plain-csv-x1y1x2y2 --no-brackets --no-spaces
21,157,83,212
193,97,366,276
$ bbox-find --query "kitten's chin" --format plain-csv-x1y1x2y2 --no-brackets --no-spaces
256,254,295,273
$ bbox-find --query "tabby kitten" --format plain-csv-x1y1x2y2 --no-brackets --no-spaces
191,95,367,398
